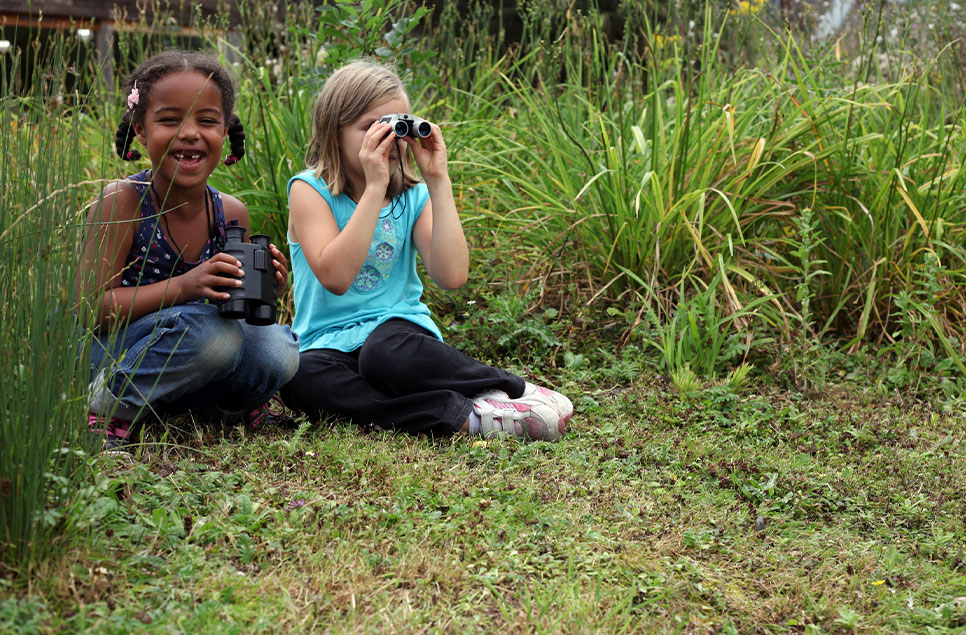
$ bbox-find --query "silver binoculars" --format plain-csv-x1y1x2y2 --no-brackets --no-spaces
379,113,432,139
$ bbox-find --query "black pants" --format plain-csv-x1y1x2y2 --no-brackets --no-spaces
281,319,525,436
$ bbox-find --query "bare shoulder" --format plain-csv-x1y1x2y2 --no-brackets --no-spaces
289,179,331,214
88,179,141,223
288,179,332,244
289,178,326,203
220,192,250,228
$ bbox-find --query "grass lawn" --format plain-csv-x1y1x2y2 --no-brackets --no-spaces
4,362,964,633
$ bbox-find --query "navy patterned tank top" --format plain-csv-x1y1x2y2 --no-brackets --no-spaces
120,169,235,287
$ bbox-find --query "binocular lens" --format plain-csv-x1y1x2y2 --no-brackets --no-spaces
249,303,276,326
415,121,432,138
219,299,248,320
394,121,409,136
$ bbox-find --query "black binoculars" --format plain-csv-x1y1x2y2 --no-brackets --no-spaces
217,225,277,326
379,113,432,139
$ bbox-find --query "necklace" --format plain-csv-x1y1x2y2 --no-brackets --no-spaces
379,160,405,220
149,176,212,260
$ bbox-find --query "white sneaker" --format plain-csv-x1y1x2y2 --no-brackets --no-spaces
471,391,563,441
523,382,573,426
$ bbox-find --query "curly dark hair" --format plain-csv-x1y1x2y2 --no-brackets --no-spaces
114,50,245,166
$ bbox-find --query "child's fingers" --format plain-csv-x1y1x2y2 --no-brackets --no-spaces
206,287,233,301
270,244,288,268
208,251,243,271
266,246,289,293
418,123,441,145
272,259,288,278
408,127,444,156
376,130,396,153
202,258,245,283
402,136,422,152
365,122,393,147
274,269,288,295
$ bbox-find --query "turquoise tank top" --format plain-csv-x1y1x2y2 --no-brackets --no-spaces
287,170,441,353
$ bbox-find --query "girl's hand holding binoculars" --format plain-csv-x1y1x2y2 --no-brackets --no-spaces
177,252,244,302
405,123,449,183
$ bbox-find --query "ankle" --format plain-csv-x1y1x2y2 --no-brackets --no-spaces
466,410,482,435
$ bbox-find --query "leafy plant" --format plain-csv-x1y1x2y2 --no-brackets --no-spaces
880,247,966,389
670,363,701,393
449,289,563,363
633,262,772,378
765,205,833,389
726,362,754,392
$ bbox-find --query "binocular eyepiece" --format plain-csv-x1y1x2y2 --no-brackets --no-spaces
217,225,277,326
378,113,432,139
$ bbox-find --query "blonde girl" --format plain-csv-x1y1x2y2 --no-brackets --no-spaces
282,59,571,440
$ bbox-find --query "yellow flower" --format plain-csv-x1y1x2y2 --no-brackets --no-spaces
730,0,766,16
653,33,682,49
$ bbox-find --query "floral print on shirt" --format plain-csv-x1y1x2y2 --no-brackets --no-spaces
352,216,397,293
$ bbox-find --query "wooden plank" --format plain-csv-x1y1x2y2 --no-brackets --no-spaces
1,1,245,23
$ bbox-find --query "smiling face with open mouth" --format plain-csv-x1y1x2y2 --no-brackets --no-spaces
134,70,227,193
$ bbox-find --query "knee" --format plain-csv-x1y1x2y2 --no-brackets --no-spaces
154,306,246,376
194,319,245,376
273,333,301,385
358,326,419,376
358,340,404,387
279,350,332,415
252,325,300,385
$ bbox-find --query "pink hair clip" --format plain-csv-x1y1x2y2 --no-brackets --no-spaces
126,81,139,110
224,154,239,166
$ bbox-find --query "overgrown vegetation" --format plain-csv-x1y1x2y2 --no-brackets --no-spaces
2,0,965,631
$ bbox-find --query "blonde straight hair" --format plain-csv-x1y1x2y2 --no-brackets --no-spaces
305,58,420,198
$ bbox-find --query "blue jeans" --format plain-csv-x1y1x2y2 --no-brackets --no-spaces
88,302,299,422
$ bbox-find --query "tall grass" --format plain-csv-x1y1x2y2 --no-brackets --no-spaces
443,1,966,376
0,29,98,569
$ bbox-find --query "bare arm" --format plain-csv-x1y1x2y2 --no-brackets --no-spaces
408,123,469,290
288,180,384,295
288,121,397,295
79,182,245,332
